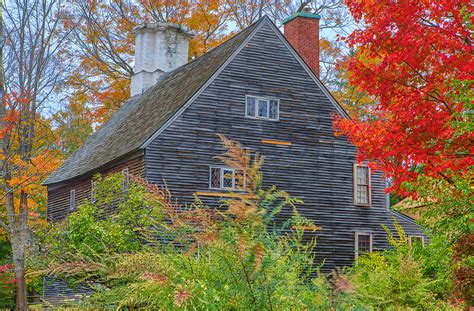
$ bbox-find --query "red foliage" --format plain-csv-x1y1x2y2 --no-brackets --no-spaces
333,0,474,195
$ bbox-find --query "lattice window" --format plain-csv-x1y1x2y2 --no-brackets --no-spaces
209,167,245,190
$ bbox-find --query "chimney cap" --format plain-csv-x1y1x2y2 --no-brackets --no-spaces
282,12,321,25
132,22,194,38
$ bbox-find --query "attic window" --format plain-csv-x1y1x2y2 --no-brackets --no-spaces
209,167,245,190
354,164,371,206
246,95,279,121
69,189,76,211
355,232,372,258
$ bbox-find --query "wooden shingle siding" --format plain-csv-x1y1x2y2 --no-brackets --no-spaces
47,155,144,221
144,23,425,271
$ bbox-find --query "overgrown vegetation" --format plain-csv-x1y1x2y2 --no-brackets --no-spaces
29,136,464,309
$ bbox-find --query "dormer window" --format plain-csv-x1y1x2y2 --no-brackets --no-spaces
246,95,279,121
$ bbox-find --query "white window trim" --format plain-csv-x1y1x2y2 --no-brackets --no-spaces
245,95,280,121
354,163,371,206
354,232,373,258
209,166,246,191
69,189,76,211
408,235,425,247
122,168,129,192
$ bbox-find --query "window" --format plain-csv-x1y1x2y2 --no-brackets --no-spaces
246,95,279,121
209,167,245,190
409,235,425,247
91,181,97,203
354,164,371,206
122,168,129,192
69,189,76,211
355,232,372,258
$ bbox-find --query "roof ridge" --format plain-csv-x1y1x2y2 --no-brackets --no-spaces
43,18,266,185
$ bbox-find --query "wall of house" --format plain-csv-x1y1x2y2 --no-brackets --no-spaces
46,155,144,221
144,22,425,271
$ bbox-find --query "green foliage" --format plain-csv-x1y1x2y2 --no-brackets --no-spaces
339,221,457,310
32,136,462,309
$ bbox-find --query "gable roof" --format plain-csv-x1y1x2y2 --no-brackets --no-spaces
43,19,264,185
44,16,349,186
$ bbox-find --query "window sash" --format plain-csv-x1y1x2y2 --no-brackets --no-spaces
246,95,279,121
409,235,425,246
355,232,372,258
91,181,97,203
122,168,129,192
354,164,371,205
69,189,76,211
209,167,245,190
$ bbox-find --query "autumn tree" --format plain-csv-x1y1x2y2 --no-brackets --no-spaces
333,0,473,300
56,1,355,152
0,0,69,308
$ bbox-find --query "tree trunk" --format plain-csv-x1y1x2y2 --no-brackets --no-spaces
14,266,27,311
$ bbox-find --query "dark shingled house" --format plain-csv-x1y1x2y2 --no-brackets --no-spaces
43,13,425,302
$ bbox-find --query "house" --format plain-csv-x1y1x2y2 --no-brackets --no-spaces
43,12,426,302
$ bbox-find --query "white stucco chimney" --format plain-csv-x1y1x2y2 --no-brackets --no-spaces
130,22,193,97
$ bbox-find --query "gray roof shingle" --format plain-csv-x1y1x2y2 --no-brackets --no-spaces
44,19,262,185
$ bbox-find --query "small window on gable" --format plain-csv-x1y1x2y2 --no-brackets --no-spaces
355,232,372,258
209,166,245,191
354,164,371,206
91,181,97,203
69,189,76,211
246,95,279,121
409,235,425,247
122,168,129,192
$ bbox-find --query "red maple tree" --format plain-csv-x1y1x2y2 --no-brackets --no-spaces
334,0,473,196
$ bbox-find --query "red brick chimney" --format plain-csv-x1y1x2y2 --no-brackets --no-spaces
283,11,321,78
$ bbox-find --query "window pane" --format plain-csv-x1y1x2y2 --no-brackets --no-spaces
210,168,221,189
357,185,368,204
411,237,423,246
258,99,268,118
246,96,256,117
69,190,75,211
358,234,371,253
357,166,368,185
269,100,278,120
223,169,234,189
235,170,245,190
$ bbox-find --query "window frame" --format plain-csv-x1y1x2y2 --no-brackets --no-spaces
245,95,279,121
91,181,97,203
69,189,76,211
408,235,425,247
122,168,129,192
209,166,246,191
354,232,373,258
353,164,371,206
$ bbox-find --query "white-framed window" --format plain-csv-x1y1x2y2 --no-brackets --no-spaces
355,232,372,258
69,189,76,211
245,95,279,121
409,235,425,247
91,181,97,203
209,166,245,190
122,168,129,192
354,164,371,206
